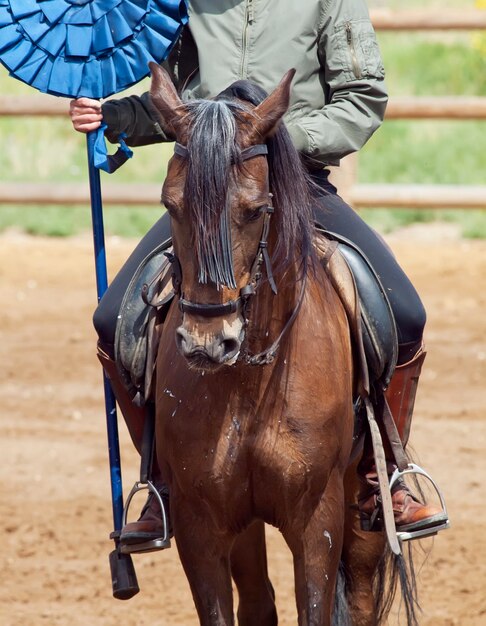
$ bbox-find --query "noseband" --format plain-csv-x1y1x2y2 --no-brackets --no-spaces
169,142,276,320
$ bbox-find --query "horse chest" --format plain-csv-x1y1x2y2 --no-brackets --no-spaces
155,328,353,524
158,387,339,514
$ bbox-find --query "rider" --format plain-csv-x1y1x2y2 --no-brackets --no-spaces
70,0,447,550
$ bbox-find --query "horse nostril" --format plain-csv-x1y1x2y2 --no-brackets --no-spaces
176,327,190,354
220,338,240,360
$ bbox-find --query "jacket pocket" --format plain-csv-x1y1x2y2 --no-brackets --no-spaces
333,19,385,82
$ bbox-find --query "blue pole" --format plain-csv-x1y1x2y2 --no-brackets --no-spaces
86,131,124,533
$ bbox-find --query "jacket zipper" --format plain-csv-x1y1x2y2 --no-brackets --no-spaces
240,0,254,78
345,21,362,79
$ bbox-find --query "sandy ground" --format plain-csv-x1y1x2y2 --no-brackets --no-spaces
0,225,485,626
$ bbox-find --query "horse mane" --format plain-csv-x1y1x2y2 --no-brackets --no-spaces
181,80,315,288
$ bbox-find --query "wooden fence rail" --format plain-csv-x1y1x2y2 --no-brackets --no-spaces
350,184,486,210
1,182,485,210
0,183,159,206
386,97,486,120
370,9,486,31
2,95,486,120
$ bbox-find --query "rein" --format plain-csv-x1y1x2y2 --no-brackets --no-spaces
243,275,307,365
168,140,306,365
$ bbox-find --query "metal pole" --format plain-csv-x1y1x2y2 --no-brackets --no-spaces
86,131,139,599
86,131,124,532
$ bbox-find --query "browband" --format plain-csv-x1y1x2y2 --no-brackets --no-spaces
174,142,268,162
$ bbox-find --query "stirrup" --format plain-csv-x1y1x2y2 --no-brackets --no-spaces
120,480,171,554
389,463,450,542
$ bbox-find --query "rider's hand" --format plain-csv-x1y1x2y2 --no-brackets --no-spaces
69,97,103,133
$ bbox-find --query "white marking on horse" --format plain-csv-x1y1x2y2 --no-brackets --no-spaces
324,530,332,550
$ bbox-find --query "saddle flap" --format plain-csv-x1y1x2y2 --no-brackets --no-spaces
315,228,398,391
314,232,369,397
114,238,174,400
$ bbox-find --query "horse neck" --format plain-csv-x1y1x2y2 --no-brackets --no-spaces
245,236,304,353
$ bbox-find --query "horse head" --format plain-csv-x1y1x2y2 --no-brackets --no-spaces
149,63,298,371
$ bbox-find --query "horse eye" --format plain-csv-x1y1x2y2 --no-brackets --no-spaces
163,200,177,215
246,206,264,223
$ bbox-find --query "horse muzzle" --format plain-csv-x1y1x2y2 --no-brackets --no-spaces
175,321,244,370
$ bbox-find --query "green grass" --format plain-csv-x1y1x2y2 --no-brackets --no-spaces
0,113,171,184
360,120,485,184
378,36,486,97
360,208,486,238
0,9,485,237
356,28,486,236
0,205,165,238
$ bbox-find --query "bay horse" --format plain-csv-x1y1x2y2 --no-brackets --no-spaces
149,63,412,626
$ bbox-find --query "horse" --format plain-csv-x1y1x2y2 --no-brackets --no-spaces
149,63,414,626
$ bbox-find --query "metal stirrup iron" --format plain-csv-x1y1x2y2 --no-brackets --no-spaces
382,397,450,543
390,463,450,543
120,406,171,555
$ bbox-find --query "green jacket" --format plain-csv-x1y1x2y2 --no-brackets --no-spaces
103,0,387,167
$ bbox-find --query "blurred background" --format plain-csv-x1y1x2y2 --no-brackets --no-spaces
0,0,485,238
1,2,485,625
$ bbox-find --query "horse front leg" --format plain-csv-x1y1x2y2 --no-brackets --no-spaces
230,520,278,626
341,463,386,626
173,497,235,626
283,471,345,626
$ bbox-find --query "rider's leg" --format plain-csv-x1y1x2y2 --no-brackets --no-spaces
309,170,427,354
385,341,426,447
97,345,169,543
93,212,172,357
358,342,446,531
310,170,444,531
94,213,172,546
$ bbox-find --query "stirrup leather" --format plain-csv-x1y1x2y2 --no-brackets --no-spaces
390,463,450,542
120,480,171,554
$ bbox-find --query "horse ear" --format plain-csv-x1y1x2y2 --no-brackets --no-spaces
149,62,187,140
251,69,296,141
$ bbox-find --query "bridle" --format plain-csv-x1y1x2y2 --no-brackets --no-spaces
166,140,306,365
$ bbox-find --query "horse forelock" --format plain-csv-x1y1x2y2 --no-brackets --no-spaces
180,89,315,290
182,99,251,290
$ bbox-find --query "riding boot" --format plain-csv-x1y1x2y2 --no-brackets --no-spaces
358,344,446,532
120,472,172,546
97,345,171,546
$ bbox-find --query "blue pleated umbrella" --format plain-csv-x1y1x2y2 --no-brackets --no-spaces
0,0,188,599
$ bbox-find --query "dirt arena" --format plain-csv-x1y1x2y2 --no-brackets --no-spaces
1,225,485,626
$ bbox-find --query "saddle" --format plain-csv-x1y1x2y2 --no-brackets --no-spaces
114,229,397,405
